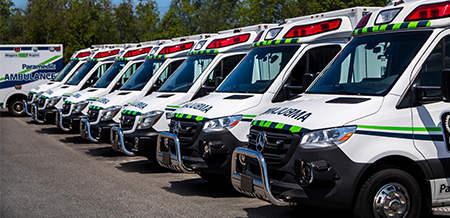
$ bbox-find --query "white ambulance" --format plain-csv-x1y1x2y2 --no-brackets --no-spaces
25,47,94,116
32,44,130,124
110,24,274,159
155,8,378,182
80,35,208,143
55,41,160,132
0,44,63,116
232,0,450,217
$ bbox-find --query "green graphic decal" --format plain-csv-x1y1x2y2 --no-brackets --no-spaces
353,21,431,36
252,120,302,133
0,55,62,81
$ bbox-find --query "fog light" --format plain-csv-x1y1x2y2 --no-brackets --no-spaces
299,160,313,186
133,137,139,151
164,137,169,149
238,154,246,166
98,127,102,139
202,142,211,158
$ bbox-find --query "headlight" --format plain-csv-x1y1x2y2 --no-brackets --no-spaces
137,110,164,129
47,97,61,108
73,101,89,114
100,105,122,121
299,126,357,149
202,115,243,133
33,92,44,102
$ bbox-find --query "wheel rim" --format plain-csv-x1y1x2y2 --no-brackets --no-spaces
373,182,410,218
13,101,25,115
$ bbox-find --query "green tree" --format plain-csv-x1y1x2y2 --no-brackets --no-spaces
115,0,138,43
135,0,159,42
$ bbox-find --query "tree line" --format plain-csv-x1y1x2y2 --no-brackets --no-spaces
0,0,389,63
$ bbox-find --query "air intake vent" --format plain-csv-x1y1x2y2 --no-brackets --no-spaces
157,94,174,98
223,95,253,100
326,97,370,104
61,86,69,88
117,92,131,95
87,89,97,92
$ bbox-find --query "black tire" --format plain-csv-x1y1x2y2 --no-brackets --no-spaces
354,166,422,218
8,98,26,116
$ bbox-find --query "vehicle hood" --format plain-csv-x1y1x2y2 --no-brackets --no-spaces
173,93,263,119
89,90,143,109
30,81,63,94
254,94,384,131
123,92,192,114
63,88,109,104
39,85,79,99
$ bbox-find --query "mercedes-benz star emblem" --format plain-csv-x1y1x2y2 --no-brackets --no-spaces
256,132,267,152
173,121,181,135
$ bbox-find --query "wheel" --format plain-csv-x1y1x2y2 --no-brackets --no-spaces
199,172,229,184
8,98,26,116
354,166,422,218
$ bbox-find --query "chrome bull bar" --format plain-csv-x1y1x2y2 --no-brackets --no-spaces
23,100,32,116
156,132,194,173
79,118,99,143
56,109,71,132
32,104,45,124
110,127,134,156
231,147,289,206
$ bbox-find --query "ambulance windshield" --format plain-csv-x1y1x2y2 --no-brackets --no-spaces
120,59,164,90
94,61,127,88
65,61,97,85
159,55,216,92
308,31,432,96
216,46,298,93
52,60,79,82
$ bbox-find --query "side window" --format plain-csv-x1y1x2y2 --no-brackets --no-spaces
120,62,142,85
85,63,112,89
157,60,184,85
273,45,341,102
418,38,444,99
205,54,245,87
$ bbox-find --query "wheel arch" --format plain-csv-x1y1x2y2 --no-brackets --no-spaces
6,92,27,107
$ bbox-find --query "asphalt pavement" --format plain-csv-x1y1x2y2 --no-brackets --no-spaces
0,109,448,217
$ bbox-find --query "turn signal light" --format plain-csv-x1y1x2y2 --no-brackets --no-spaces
405,2,450,21
207,34,250,49
159,42,194,55
284,19,341,38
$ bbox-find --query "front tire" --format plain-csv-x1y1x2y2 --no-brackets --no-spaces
8,98,26,116
354,166,422,218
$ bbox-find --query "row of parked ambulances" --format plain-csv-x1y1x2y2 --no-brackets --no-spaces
23,0,450,217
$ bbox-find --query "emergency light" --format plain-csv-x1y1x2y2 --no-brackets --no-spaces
405,1,450,21
254,31,264,42
206,34,250,49
159,42,194,55
355,13,372,29
76,51,91,58
94,49,120,58
123,47,152,57
284,19,341,38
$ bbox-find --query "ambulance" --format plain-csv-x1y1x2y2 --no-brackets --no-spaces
231,0,450,217
32,44,130,124
25,47,94,116
80,35,209,143
110,24,274,159
55,41,160,132
0,44,63,116
155,8,379,182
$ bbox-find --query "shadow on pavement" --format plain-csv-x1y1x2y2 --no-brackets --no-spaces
161,177,245,198
85,146,124,158
116,160,172,174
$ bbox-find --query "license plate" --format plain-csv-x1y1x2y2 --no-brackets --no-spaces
80,124,86,138
241,174,253,193
162,152,171,165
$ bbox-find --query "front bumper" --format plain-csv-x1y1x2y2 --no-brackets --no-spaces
56,110,85,132
32,105,57,124
24,100,33,116
156,132,194,173
110,127,159,157
80,118,117,143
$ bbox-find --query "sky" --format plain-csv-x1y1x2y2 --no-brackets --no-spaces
11,0,170,16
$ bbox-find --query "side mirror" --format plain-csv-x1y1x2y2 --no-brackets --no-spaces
214,76,223,88
442,69,450,102
302,73,315,90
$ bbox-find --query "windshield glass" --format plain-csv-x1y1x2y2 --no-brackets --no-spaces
159,55,216,92
93,61,127,88
52,60,79,82
216,46,299,93
65,61,97,85
120,59,165,90
308,31,432,96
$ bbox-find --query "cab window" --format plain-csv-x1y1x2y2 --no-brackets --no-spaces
119,61,143,85
205,54,245,87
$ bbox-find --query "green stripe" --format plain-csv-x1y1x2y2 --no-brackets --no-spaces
0,55,62,81
252,120,302,133
87,97,99,100
358,125,442,132
354,21,431,36
166,105,180,108
243,115,257,118
62,93,73,96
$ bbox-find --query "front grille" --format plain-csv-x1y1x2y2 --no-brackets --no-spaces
62,103,71,115
88,109,100,122
27,93,34,102
248,126,296,165
38,98,46,108
169,118,202,147
121,114,136,130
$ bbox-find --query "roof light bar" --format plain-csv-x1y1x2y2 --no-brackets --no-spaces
355,13,372,29
94,49,120,58
76,51,91,58
284,19,342,38
206,34,250,49
405,1,450,21
123,47,152,57
159,42,194,55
